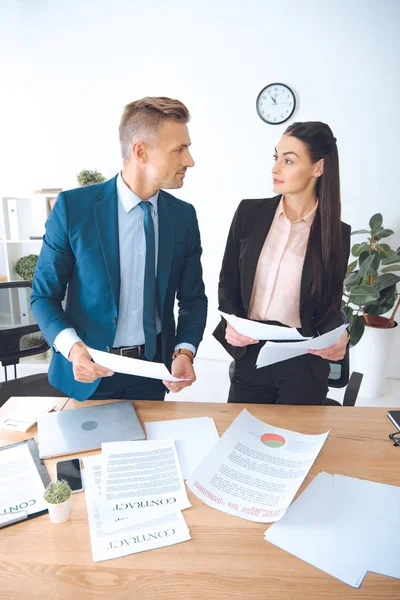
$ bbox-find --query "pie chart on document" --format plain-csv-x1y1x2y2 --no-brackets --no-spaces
260,433,286,448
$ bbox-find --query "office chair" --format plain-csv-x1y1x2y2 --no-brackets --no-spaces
228,346,363,406
0,280,66,408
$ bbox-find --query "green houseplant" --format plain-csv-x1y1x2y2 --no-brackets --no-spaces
15,254,39,281
77,169,106,187
44,480,72,524
343,213,400,346
343,213,400,399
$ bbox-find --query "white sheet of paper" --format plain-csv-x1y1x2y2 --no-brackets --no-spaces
87,348,186,381
186,409,329,523
145,417,220,479
220,311,310,340
99,439,191,532
0,444,48,517
256,324,348,368
333,474,400,580
82,456,190,562
265,472,366,588
0,396,67,432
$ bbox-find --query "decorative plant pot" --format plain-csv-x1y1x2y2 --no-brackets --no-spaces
47,497,71,524
351,317,398,399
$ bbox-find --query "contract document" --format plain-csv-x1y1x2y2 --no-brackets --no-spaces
0,443,48,521
186,409,328,522
99,439,191,532
87,348,186,381
256,324,348,368
83,455,190,562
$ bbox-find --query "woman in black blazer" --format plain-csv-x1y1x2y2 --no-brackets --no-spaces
214,122,350,405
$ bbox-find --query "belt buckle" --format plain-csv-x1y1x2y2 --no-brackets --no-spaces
121,345,142,358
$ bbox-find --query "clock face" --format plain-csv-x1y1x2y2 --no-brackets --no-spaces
256,83,296,125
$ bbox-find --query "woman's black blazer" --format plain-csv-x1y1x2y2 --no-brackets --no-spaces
213,196,351,381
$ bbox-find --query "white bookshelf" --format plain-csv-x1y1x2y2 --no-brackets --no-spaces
0,190,61,281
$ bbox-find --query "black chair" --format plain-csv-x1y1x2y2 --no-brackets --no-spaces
0,280,66,408
228,346,363,406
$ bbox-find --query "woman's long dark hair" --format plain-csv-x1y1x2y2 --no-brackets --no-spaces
284,121,346,322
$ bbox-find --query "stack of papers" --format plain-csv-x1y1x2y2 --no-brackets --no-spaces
265,472,400,587
187,409,329,522
82,416,220,561
83,439,192,562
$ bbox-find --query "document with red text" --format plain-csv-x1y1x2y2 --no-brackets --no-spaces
186,409,329,523
83,455,190,562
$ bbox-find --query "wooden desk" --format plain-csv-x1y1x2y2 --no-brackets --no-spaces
1,401,399,599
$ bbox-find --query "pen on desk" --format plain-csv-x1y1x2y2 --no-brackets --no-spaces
0,510,28,528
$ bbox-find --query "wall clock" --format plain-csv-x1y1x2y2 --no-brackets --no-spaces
256,83,296,125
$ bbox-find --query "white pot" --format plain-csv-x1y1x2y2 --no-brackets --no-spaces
47,496,71,524
351,321,398,399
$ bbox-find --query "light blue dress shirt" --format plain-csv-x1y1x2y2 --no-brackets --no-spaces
54,173,195,358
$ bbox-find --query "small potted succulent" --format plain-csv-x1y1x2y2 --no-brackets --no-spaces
44,479,72,524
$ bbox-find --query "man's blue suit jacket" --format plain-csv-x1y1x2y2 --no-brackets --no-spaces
30,176,208,400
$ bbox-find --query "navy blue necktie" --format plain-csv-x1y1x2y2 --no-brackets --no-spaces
139,201,157,360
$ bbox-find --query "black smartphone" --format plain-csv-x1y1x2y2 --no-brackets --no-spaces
56,458,83,493
388,410,400,431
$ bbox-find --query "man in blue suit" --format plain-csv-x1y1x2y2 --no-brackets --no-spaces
31,97,207,401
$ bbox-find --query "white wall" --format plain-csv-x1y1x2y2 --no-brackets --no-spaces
1,0,399,374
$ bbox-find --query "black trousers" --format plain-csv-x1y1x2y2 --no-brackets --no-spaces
228,340,328,405
88,335,166,401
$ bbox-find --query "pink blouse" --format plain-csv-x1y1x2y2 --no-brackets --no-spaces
249,198,318,327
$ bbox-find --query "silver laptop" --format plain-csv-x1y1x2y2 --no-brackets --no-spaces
37,402,145,459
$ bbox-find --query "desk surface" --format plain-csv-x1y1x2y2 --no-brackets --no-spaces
1,400,399,600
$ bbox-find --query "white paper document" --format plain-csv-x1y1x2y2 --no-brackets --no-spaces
99,439,191,532
220,311,310,341
0,396,68,432
186,409,329,523
145,417,220,479
256,324,348,368
87,347,186,382
333,474,400,581
83,455,190,562
0,444,48,518
264,472,400,587
264,472,366,588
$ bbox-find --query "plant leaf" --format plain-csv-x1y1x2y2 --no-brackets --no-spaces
344,272,361,290
364,284,396,316
346,259,358,274
358,251,370,266
352,242,370,257
351,229,370,235
349,285,380,306
381,252,400,266
349,315,365,347
374,228,394,240
377,244,396,259
357,253,376,280
382,265,400,272
369,214,383,230
372,273,400,292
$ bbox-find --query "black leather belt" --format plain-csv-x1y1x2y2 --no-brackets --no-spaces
111,345,145,358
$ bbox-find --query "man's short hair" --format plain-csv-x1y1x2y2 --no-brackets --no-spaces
119,96,190,163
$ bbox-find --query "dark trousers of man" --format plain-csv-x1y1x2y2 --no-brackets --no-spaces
88,335,166,401
228,339,328,405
